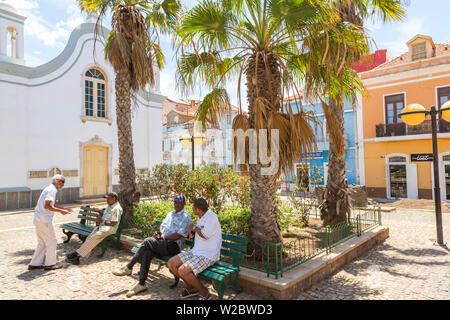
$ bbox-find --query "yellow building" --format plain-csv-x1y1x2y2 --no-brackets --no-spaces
359,35,450,201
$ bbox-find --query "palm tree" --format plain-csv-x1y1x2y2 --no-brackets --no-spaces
298,0,406,225
175,0,371,244
78,0,182,224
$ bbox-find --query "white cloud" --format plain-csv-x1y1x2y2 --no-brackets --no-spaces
25,52,46,67
3,0,83,49
398,18,425,41
4,0,38,11
376,18,425,58
160,70,178,97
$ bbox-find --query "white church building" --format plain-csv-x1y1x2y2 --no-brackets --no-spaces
0,3,165,211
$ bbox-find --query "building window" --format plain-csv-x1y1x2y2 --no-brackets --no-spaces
438,87,450,114
209,137,215,151
411,43,426,61
385,94,405,124
388,156,407,198
84,68,106,118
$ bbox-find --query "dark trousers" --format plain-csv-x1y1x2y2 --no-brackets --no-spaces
127,237,180,285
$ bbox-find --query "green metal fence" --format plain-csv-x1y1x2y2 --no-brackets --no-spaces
240,206,382,279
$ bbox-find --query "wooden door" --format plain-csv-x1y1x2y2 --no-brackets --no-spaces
83,146,108,196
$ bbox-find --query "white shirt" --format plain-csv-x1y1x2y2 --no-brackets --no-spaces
191,209,222,261
34,184,58,223
98,202,123,233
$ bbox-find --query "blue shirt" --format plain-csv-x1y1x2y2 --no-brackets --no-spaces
160,208,192,250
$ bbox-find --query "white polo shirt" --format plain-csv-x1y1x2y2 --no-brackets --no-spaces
34,184,58,223
191,209,222,261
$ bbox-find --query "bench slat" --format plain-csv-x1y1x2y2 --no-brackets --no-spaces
77,216,98,222
222,233,247,244
215,261,239,271
220,248,244,260
199,269,225,282
221,240,246,253
207,265,236,276
61,225,93,234
61,222,93,230
78,211,99,216
60,223,94,234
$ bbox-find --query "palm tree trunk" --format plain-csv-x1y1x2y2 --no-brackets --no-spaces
115,71,140,226
320,98,350,226
246,52,283,244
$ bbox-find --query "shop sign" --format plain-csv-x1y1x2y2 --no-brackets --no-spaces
411,154,434,162
304,152,324,159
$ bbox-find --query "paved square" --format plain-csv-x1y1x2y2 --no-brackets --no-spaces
0,208,448,300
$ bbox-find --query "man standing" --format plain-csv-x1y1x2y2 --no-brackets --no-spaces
168,198,222,300
29,174,72,271
112,194,192,298
66,192,122,265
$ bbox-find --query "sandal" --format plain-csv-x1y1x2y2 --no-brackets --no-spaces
179,288,199,299
198,293,212,300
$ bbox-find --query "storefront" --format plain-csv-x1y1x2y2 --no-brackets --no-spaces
364,140,450,201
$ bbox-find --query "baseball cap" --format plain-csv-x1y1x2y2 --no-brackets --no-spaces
104,192,119,199
174,194,186,203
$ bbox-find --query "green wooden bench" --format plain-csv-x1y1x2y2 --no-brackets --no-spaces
131,220,247,300
60,205,125,257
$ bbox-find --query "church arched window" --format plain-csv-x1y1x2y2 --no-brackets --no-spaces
84,68,107,118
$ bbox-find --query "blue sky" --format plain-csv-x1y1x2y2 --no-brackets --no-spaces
5,0,450,107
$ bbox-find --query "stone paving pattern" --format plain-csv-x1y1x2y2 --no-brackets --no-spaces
0,208,448,300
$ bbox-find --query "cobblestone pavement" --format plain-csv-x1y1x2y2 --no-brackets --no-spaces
0,208,448,300
296,209,450,300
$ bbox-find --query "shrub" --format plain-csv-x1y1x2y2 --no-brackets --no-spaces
218,206,251,235
287,193,310,227
132,201,196,238
132,200,251,237
138,164,250,212
137,163,190,199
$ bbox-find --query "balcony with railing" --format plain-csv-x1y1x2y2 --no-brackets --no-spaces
375,120,450,138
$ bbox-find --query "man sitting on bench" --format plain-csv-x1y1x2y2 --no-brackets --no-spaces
66,192,122,265
112,194,192,297
168,198,222,300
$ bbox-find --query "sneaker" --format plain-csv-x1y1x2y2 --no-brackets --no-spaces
126,283,147,297
198,293,212,300
179,288,199,299
66,256,80,265
112,266,132,276
66,252,78,259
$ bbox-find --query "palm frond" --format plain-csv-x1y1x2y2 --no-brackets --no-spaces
196,88,231,127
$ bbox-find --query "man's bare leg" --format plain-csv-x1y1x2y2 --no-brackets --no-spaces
178,263,209,297
168,256,196,292
168,256,182,278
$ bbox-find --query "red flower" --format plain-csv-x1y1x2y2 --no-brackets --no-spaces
171,187,174,192
215,176,219,180
206,190,210,194
239,181,243,185
226,184,230,188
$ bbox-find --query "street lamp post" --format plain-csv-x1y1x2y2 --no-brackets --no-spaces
400,101,450,246
180,133,205,170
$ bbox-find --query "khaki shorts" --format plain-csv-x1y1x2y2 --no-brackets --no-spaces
178,250,216,275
